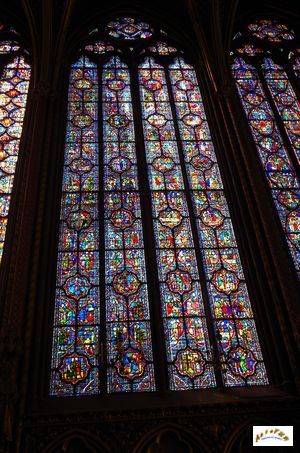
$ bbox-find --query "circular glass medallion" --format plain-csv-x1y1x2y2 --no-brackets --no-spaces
59,353,90,384
147,113,167,127
72,113,93,128
63,274,92,300
69,157,93,175
73,78,93,90
227,346,257,378
166,269,192,295
109,156,132,174
110,208,135,230
66,209,92,231
200,207,225,228
277,191,299,209
143,78,162,91
212,268,239,295
108,114,129,128
175,348,205,378
158,208,183,229
112,270,141,296
286,211,300,232
182,113,201,127
115,347,146,379
107,78,126,91
152,155,175,173
191,154,213,170
250,108,274,135
176,79,194,91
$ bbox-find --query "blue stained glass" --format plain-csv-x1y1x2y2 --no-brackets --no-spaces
103,56,155,393
170,57,268,386
232,57,300,278
0,55,31,262
139,57,216,390
50,57,100,396
262,58,300,164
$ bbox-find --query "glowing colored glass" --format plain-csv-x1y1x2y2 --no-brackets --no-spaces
149,42,177,55
85,41,114,54
294,58,300,79
0,56,31,262
170,57,268,386
106,17,153,40
0,40,20,53
262,58,300,164
50,57,100,396
248,20,294,42
103,56,155,392
232,57,300,277
236,44,263,56
139,57,216,390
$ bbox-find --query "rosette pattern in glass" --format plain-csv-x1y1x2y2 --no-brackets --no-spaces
50,57,100,396
106,17,153,41
262,58,300,164
103,56,155,392
85,41,114,54
248,20,294,42
232,57,300,277
139,57,216,390
0,56,31,262
149,42,177,56
169,57,268,386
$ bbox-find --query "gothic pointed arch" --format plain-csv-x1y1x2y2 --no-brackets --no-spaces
133,423,207,453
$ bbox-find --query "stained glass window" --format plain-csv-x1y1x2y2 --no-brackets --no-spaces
0,28,31,263
51,17,269,396
50,57,100,396
231,19,300,277
261,58,300,163
169,57,267,387
292,50,300,79
103,56,155,392
139,57,215,390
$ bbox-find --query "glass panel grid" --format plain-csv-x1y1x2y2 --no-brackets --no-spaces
103,56,155,393
262,57,300,164
139,57,216,391
170,57,268,387
0,56,31,262
50,57,100,396
232,57,300,278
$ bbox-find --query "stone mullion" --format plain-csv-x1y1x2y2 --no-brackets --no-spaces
0,83,61,451
0,9,76,453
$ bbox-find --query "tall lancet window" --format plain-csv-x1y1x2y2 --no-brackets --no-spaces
0,23,31,263
231,19,300,277
50,17,268,397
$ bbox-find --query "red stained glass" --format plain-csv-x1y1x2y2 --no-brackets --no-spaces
139,57,217,390
50,57,100,396
248,19,294,42
232,57,300,277
170,57,268,386
0,53,31,262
